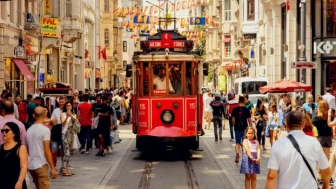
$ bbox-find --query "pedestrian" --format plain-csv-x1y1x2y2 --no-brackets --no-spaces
302,113,318,137
4,93,19,119
302,94,318,118
0,101,27,147
265,110,330,189
243,94,254,112
27,107,57,188
203,91,213,129
78,94,92,154
312,100,332,161
277,93,291,137
0,122,28,189
16,96,28,126
101,96,114,153
252,99,268,151
226,92,238,142
210,92,225,141
240,127,260,189
50,96,66,172
267,104,278,147
60,101,77,176
26,97,41,130
232,96,253,163
322,87,336,109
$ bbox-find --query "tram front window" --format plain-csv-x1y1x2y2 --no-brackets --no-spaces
153,64,175,94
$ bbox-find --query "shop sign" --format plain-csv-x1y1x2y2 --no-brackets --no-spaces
41,17,60,38
314,41,336,54
44,0,51,15
14,45,25,58
291,62,317,69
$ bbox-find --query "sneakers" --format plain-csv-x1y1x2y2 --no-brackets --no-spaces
229,139,234,142
235,153,240,163
85,151,90,154
80,149,85,154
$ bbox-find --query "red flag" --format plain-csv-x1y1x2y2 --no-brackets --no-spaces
286,0,290,12
98,46,101,59
101,48,106,60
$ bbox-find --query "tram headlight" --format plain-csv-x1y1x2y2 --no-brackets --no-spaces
160,110,175,124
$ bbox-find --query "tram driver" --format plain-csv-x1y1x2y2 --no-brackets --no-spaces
153,66,175,94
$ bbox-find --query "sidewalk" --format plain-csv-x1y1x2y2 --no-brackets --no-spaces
27,127,135,189
200,120,271,189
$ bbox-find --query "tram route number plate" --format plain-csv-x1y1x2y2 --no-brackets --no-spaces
163,138,176,142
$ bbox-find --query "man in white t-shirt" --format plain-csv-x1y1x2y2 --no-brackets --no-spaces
203,91,213,129
323,87,336,109
266,111,330,189
27,107,57,188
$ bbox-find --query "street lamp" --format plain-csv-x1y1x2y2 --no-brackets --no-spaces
299,0,307,84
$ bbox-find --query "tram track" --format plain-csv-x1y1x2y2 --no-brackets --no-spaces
184,153,200,189
138,161,153,189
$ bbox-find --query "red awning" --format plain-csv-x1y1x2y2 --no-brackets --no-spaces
13,58,35,81
223,37,231,43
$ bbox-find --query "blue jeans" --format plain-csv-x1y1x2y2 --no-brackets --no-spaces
79,126,92,151
229,117,234,139
213,116,222,139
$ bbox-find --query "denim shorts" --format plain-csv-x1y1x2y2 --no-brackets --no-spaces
50,141,62,151
269,124,279,130
235,131,245,144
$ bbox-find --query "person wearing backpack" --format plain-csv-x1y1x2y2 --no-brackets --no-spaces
232,96,253,164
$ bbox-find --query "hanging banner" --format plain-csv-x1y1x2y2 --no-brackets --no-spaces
44,0,51,15
189,17,206,25
41,17,60,38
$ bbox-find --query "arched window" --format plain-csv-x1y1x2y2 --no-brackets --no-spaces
104,29,109,47
104,0,109,12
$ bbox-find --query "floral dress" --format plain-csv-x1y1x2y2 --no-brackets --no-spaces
240,139,261,174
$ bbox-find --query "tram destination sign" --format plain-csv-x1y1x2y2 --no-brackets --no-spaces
149,40,185,48
291,61,317,69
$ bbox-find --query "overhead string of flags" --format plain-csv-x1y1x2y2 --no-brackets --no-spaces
114,0,214,40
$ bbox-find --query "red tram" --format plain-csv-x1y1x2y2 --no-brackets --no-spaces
126,29,209,151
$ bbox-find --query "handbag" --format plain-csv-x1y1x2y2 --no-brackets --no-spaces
91,104,99,130
287,134,320,189
266,115,274,138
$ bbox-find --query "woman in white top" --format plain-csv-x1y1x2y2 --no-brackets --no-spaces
268,104,278,147
60,101,76,176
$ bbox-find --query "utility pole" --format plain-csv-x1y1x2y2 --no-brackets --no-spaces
299,0,306,84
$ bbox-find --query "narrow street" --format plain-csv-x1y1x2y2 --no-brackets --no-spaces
28,120,272,189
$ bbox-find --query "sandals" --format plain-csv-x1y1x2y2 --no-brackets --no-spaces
62,169,74,176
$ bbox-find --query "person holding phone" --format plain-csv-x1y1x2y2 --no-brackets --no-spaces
302,94,318,119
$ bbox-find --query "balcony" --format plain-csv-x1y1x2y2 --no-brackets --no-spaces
62,17,82,43
24,13,40,31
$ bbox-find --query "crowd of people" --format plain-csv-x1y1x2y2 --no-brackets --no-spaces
203,87,336,189
0,87,132,189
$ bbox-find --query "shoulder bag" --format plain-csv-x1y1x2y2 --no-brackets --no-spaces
287,134,320,189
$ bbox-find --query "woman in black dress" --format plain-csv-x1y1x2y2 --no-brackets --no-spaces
252,99,268,150
0,122,28,189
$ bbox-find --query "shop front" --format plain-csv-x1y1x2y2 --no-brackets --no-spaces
313,0,336,96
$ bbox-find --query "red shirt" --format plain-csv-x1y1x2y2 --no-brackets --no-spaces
78,102,92,126
18,102,28,123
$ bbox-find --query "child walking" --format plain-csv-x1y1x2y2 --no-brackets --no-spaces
240,127,261,189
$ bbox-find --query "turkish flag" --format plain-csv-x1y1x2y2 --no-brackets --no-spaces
101,48,106,60
286,0,290,12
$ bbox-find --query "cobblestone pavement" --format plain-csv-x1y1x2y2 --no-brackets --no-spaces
27,120,271,189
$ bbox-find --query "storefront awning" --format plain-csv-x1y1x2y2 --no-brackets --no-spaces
13,58,35,81
223,37,231,43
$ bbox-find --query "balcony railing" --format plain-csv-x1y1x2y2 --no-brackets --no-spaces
24,13,40,31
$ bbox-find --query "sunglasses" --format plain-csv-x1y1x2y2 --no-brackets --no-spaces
1,129,10,134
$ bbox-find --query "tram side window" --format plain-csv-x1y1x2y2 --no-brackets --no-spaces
153,64,175,94
143,62,149,96
186,62,192,95
169,64,182,95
